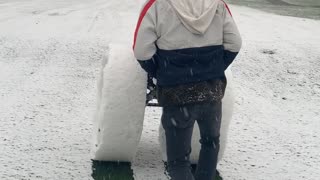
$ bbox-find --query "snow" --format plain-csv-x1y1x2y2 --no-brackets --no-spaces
0,0,320,180
92,44,147,162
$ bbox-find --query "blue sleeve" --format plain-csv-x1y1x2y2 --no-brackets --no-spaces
224,50,238,69
137,58,157,78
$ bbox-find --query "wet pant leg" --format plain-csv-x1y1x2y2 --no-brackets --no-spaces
194,101,222,180
161,105,196,180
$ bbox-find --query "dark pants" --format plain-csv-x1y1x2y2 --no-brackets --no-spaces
161,101,222,180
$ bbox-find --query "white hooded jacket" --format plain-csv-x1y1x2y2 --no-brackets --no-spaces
168,0,219,35
133,0,242,86
133,0,241,60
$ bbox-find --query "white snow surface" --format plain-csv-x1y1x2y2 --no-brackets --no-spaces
0,0,320,180
92,44,147,162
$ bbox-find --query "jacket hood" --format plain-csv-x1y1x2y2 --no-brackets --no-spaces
167,0,219,34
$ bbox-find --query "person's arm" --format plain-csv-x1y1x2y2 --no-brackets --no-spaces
133,0,158,77
222,2,242,69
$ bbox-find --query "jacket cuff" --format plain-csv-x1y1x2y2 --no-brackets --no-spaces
224,50,238,69
137,59,157,78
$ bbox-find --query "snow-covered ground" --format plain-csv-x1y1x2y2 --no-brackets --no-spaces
0,0,319,179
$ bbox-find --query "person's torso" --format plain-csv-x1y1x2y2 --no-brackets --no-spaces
145,0,228,105
149,0,227,86
154,0,225,50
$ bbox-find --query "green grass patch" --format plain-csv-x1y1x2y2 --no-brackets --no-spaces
91,161,134,180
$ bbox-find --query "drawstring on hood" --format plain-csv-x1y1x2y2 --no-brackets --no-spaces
167,0,219,35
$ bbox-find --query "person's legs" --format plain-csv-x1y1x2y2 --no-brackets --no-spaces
161,105,197,180
194,101,222,180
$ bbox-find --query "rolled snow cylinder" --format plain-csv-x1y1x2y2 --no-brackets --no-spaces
92,44,147,162
159,68,235,164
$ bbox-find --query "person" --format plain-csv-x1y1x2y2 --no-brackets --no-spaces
133,0,242,179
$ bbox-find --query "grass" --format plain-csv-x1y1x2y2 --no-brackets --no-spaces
91,161,134,180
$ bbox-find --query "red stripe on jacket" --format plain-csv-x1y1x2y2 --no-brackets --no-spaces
221,0,233,17
133,0,157,50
